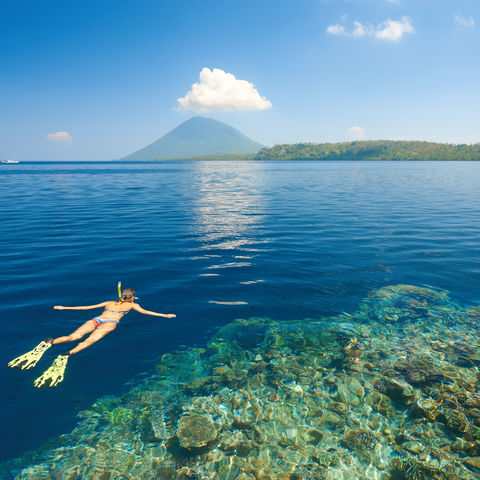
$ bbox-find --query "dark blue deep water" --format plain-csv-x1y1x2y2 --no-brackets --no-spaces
1,160,480,461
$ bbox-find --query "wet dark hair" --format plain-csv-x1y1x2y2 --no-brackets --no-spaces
121,288,136,301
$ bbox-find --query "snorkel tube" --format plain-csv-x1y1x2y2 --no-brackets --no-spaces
118,281,122,300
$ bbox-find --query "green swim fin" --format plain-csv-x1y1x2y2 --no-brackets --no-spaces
7,339,53,370
33,353,70,388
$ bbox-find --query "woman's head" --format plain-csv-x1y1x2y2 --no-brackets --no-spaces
121,288,136,302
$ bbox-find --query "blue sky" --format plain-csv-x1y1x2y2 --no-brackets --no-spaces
1,0,479,160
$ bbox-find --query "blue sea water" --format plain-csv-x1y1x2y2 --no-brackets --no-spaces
1,160,480,462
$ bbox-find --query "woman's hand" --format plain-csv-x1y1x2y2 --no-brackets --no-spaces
163,314,176,318
54,306,65,310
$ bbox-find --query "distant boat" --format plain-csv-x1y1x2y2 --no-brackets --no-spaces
1,159,19,164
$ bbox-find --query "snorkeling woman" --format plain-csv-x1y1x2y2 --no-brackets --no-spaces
8,287,176,388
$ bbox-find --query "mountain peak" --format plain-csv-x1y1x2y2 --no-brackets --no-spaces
121,117,264,160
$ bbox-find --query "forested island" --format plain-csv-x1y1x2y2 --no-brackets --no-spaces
254,140,480,161
153,141,480,161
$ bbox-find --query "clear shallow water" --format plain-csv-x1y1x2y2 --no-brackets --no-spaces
1,160,480,462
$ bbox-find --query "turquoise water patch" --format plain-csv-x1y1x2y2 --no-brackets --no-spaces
3,284,480,479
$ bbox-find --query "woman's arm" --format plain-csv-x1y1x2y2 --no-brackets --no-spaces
132,303,176,318
54,302,108,311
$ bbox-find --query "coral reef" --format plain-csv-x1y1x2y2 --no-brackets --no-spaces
3,285,480,479
176,414,217,448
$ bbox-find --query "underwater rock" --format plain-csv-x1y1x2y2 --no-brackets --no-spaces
395,355,452,387
176,414,217,448
290,464,327,480
150,410,175,441
219,430,252,455
16,465,52,480
91,395,122,414
367,284,447,303
312,451,339,468
155,464,178,479
391,457,453,480
343,337,362,365
359,284,448,324
375,377,416,406
341,429,377,451
347,377,364,398
85,468,113,480
447,341,480,367
409,396,442,422
403,441,425,454
321,410,344,428
464,392,480,409
463,456,480,471
444,408,473,435
366,390,394,416
103,406,134,426
329,402,348,415
306,428,324,445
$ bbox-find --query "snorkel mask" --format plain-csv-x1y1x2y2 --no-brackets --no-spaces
117,282,138,300
122,290,136,300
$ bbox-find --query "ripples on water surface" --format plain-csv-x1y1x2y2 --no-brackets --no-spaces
1,161,480,467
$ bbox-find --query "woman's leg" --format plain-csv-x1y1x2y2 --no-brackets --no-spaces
52,320,97,345
68,323,117,355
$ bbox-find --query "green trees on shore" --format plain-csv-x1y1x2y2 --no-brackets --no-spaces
153,140,480,161
254,141,480,161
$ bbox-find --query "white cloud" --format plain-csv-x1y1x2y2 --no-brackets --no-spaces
327,16,414,42
454,12,475,27
352,21,368,38
177,68,272,113
46,131,72,143
375,17,414,41
348,126,365,140
326,24,346,35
